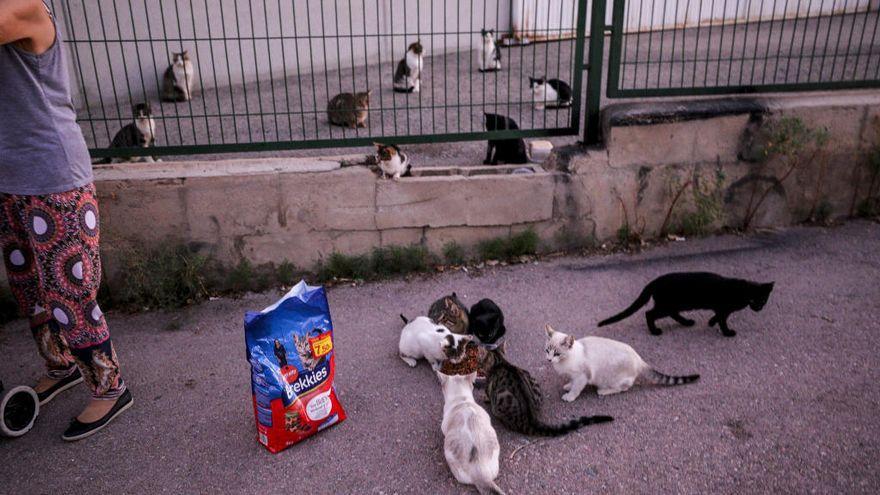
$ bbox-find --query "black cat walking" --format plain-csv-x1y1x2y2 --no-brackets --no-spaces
598,272,775,337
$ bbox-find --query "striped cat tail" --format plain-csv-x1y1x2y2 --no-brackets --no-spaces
644,369,700,386
528,415,613,437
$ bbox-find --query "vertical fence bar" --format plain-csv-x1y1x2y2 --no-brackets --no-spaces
582,0,604,144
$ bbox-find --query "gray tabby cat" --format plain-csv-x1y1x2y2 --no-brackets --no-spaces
327,91,371,128
161,51,194,102
482,347,613,436
428,292,469,335
293,334,323,371
99,103,156,163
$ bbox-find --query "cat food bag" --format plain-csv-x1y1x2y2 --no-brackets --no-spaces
244,280,346,453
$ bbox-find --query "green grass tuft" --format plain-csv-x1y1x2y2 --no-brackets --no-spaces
112,245,211,310
442,241,467,265
478,229,539,261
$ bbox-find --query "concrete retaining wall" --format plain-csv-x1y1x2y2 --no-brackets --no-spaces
2,91,878,290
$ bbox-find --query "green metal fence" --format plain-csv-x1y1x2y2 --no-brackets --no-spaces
54,0,588,159
57,0,880,157
606,0,880,98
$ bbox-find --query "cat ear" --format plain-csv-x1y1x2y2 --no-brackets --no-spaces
544,324,555,336
564,335,575,348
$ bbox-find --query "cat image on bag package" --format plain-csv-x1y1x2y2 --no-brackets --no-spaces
161,50,194,102
374,143,412,179
428,292,470,335
328,91,371,128
598,272,775,337
528,77,573,110
99,103,156,164
244,281,347,453
478,29,502,72
483,113,529,165
482,346,613,436
437,338,505,495
544,325,700,401
393,41,424,93
273,339,288,368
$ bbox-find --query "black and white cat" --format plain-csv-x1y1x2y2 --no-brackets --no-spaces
483,113,529,165
393,41,424,93
598,272,775,337
161,50,194,102
102,103,157,163
374,143,412,179
398,315,458,368
478,29,502,72
528,77,573,109
544,325,699,401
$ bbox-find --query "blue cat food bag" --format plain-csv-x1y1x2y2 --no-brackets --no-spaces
244,281,346,453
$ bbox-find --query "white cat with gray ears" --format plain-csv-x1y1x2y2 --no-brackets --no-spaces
479,29,502,72
162,50,195,102
543,324,700,401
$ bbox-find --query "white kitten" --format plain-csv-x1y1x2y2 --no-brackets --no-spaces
528,77,573,110
543,324,700,402
479,29,502,72
398,316,455,367
437,370,505,495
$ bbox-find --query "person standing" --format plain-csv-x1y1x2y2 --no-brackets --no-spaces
0,0,132,440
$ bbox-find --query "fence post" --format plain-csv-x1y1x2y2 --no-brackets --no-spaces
584,0,609,145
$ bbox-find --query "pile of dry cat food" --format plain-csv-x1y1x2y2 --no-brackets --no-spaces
244,281,346,453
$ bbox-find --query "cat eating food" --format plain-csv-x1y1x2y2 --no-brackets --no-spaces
478,29,502,72
482,346,613,436
544,325,699,401
398,316,459,368
468,299,506,347
374,143,412,179
598,272,775,337
528,77,573,110
428,292,470,335
483,113,529,165
328,91,371,128
393,41,424,93
101,103,157,163
437,345,505,495
161,50,194,102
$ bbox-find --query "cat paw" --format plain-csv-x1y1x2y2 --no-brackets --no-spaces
680,319,696,327
483,159,492,165
708,317,718,327
649,328,663,336
561,392,578,402
562,382,572,391
722,330,737,337
400,355,418,367
597,389,619,396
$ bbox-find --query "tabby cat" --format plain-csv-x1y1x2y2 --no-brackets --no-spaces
482,347,613,436
598,272,775,337
293,333,323,370
328,91,371,128
428,292,470,335
101,103,156,163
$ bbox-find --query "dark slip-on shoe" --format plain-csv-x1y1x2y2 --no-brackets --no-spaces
37,368,83,405
61,388,133,442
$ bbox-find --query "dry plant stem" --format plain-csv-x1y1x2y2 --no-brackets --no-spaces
660,179,692,235
743,148,821,229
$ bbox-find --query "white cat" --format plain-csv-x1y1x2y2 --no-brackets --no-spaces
374,143,411,180
398,315,455,367
528,77,573,110
437,370,505,495
478,29,502,72
543,324,700,402
162,51,195,102
393,41,424,93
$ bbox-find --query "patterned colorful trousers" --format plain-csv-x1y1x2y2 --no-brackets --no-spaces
1,184,125,399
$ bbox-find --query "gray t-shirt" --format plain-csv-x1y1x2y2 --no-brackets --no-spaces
0,9,93,195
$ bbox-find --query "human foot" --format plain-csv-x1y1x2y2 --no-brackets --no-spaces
35,369,83,405
62,389,133,441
